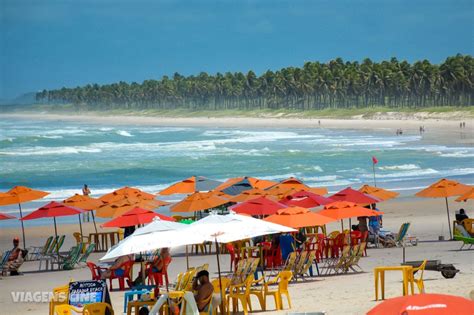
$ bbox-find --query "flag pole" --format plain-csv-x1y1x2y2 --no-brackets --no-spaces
372,156,377,187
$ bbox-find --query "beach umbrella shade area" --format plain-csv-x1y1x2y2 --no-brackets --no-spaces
63,194,105,233
264,206,336,228
0,186,50,248
367,293,474,315
170,191,231,213
280,190,334,208
317,201,383,220
229,196,287,216
101,207,175,228
158,176,222,195
455,187,474,202
358,184,400,202
215,176,278,196
21,201,85,256
415,179,471,239
0,212,17,220
99,186,157,203
96,197,169,218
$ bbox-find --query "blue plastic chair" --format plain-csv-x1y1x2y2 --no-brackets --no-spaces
123,284,155,313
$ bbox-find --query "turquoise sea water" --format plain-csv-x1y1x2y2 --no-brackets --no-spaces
1,117,473,228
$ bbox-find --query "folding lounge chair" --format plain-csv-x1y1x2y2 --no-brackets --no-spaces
454,224,474,250
28,236,53,260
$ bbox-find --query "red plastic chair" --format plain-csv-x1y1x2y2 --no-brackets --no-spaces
86,262,106,281
350,231,362,246
226,243,238,271
147,256,172,288
109,260,134,291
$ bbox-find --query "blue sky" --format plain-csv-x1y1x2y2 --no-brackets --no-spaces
1,0,473,99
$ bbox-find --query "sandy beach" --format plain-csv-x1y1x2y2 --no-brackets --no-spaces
1,197,473,314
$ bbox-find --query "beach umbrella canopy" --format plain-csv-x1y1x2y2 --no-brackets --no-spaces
100,218,188,261
229,196,287,216
0,212,16,220
216,176,278,196
456,187,474,202
358,184,400,202
158,176,222,195
63,194,105,233
229,188,277,203
264,206,335,228
330,187,381,204
367,293,474,315
100,186,156,203
21,201,86,245
415,179,471,239
317,201,383,220
266,177,328,196
0,186,50,248
96,197,168,218
170,191,231,213
280,190,333,208
102,207,175,228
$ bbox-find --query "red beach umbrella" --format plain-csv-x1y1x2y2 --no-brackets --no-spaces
367,293,474,315
280,190,333,208
21,201,86,243
229,196,287,216
102,207,175,228
330,187,381,204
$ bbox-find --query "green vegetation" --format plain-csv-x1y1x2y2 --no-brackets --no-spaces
37,54,473,110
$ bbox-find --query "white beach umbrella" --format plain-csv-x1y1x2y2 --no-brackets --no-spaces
100,218,187,261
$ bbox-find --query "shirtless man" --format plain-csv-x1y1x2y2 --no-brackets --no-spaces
192,270,214,312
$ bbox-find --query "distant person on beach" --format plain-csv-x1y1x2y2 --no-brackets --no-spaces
2,237,25,276
82,184,91,222
100,254,133,280
357,217,369,233
456,209,469,222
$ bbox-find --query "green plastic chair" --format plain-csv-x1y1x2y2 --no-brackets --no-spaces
29,236,53,260
61,245,83,270
454,224,474,250
77,243,96,264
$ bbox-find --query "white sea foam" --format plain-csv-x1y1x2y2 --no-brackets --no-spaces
116,130,133,137
438,150,474,158
361,168,439,179
99,127,114,131
379,164,420,171
39,135,63,139
0,146,102,156
138,127,191,134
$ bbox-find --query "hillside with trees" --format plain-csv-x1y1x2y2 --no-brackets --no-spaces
36,54,473,111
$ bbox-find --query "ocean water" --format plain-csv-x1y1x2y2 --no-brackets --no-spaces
1,117,473,228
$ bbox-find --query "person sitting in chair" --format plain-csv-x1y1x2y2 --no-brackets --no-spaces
2,237,25,276
133,248,171,285
192,270,214,312
100,254,133,279
456,209,469,222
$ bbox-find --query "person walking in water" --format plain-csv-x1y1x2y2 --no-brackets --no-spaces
82,184,91,222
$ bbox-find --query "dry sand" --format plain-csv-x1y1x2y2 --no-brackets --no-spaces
1,198,473,314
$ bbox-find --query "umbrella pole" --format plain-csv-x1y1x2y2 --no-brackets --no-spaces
185,245,189,270
78,214,84,237
215,237,225,315
340,219,344,232
18,203,26,249
91,211,98,233
54,217,59,269
445,197,452,240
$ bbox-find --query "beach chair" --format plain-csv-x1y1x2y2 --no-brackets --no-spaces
251,271,293,311
385,223,410,247
226,274,255,315
408,260,428,294
28,236,53,260
77,243,96,265
109,260,134,291
38,236,59,269
49,245,81,270
454,224,474,250
86,261,106,281
294,251,315,281
0,250,11,270
49,283,70,315
147,257,172,289
83,302,114,315
211,277,231,314
324,245,350,275
54,304,83,315
347,242,366,273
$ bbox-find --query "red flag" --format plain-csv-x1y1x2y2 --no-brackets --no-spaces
372,156,378,164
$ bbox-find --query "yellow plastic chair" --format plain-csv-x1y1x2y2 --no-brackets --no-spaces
328,231,339,239
197,292,214,315
211,277,231,314
83,302,114,315
49,283,70,315
409,260,427,294
251,271,293,311
226,274,254,315
282,252,297,272
54,304,82,315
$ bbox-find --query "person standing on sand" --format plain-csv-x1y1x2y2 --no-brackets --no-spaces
82,184,91,222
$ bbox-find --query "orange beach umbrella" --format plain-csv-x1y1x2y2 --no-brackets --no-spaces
100,186,156,203
63,194,105,232
102,207,175,228
317,201,383,220
215,176,278,195
266,177,328,196
159,176,222,195
0,186,50,248
415,179,471,239
358,184,399,202
264,206,335,228
230,188,277,203
170,191,231,213
96,197,168,218
455,187,474,202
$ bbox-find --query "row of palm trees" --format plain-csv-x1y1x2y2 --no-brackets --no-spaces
36,54,473,110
